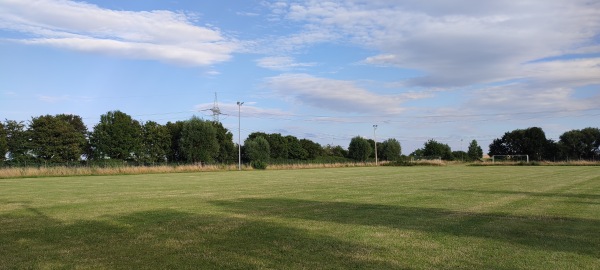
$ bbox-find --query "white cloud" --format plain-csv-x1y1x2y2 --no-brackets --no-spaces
0,0,238,66
265,0,600,87
264,73,427,114
256,56,315,70
204,70,221,76
465,57,600,112
525,58,600,87
364,54,399,67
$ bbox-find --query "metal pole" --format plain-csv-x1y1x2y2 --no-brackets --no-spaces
237,101,244,170
373,125,378,166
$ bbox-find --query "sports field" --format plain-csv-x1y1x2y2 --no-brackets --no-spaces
1,166,599,269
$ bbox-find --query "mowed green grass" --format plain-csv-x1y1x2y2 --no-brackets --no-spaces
1,166,599,269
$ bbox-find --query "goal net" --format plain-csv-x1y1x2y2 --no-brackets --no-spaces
491,155,529,163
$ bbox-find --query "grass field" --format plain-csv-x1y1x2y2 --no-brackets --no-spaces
1,166,599,269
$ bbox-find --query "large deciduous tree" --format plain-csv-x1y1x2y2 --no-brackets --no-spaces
244,136,270,163
559,127,600,160
348,136,372,161
422,139,453,160
488,127,552,161
379,138,401,161
179,117,219,163
90,111,143,161
141,121,170,163
4,120,32,163
56,114,88,137
29,114,87,163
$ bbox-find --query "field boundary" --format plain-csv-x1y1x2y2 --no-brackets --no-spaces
2,160,599,179
0,162,378,179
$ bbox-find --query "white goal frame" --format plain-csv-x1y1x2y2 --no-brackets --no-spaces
491,155,529,163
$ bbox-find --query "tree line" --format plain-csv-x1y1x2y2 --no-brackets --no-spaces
408,126,600,162
488,127,600,161
1,111,598,166
0,111,404,167
409,139,483,161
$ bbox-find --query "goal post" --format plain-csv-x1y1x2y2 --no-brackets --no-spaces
492,155,529,163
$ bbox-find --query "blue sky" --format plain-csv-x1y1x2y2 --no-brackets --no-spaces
1,0,599,154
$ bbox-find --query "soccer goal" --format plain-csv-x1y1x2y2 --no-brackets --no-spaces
491,155,529,163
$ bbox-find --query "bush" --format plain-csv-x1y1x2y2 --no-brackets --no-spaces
383,156,414,166
251,160,268,170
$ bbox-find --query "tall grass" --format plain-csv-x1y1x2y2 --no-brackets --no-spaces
3,159,597,179
0,164,236,179
0,162,378,179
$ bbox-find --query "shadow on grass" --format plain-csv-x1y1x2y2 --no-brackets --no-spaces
0,207,394,269
211,198,600,257
430,188,600,200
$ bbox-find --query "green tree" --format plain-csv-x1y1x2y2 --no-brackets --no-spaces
4,120,32,163
422,139,453,160
559,127,600,160
244,136,270,163
467,139,483,161
300,139,323,159
544,139,561,161
247,132,269,141
366,138,376,158
488,138,509,156
247,132,291,160
29,114,86,163
165,121,185,162
212,122,236,163
348,136,372,161
141,121,170,163
267,133,289,160
522,127,548,161
379,138,401,161
0,122,7,162
179,117,219,163
409,148,424,158
580,127,600,160
56,114,88,137
488,127,550,161
286,135,308,160
323,144,347,158
90,111,143,161
56,114,89,160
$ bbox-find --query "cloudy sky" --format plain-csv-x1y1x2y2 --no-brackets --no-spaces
1,0,599,154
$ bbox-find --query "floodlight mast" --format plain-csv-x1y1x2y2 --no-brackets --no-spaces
237,101,244,171
373,125,378,166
